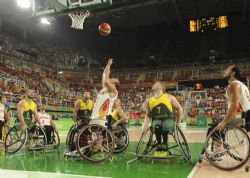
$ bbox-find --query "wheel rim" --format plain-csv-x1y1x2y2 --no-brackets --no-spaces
176,127,192,161
51,131,60,149
28,127,47,151
77,124,115,163
205,125,250,170
136,127,154,158
66,125,75,146
5,126,27,154
113,129,129,153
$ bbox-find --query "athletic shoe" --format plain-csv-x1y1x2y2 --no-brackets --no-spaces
161,144,168,152
64,150,79,157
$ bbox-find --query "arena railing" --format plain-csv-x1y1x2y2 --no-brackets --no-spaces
3,93,74,108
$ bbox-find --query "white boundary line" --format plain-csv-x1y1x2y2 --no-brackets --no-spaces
0,169,111,178
187,162,199,178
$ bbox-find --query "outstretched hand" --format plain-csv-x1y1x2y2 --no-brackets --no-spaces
107,58,113,65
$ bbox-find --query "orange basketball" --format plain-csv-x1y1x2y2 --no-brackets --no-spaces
98,23,111,36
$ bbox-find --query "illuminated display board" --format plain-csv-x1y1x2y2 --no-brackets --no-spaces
190,16,228,32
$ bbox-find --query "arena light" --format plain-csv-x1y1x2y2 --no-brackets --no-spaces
16,0,31,9
58,71,63,74
40,18,51,25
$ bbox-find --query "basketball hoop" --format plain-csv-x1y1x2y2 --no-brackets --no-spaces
68,10,90,30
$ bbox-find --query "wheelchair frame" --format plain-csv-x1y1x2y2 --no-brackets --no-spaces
134,126,192,163
199,122,250,172
4,123,60,154
64,122,129,163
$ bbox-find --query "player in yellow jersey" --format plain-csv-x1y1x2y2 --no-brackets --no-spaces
73,91,94,125
106,99,128,129
66,91,94,154
143,81,183,156
17,88,42,131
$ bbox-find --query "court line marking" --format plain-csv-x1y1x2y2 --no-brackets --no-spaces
187,162,199,178
0,169,112,178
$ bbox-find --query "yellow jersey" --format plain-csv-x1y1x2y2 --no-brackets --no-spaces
111,109,119,122
148,93,174,120
22,99,36,121
77,99,94,120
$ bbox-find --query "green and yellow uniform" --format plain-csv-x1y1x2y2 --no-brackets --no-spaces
149,93,175,134
109,109,119,125
77,99,94,121
22,99,36,128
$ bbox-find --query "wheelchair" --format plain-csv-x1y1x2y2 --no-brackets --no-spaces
43,125,60,150
199,119,250,172
136,125,192,163
65,119,129,163
4,122,60,154
111,125,129,153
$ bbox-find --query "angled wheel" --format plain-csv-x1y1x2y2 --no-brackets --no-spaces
136,127,155,159
175,126,192,162
113,127,129,153
28,126,47,151
51,130,60,149
65,125,75,147
76,124,115,163
4,123,28,154
205,124,250,171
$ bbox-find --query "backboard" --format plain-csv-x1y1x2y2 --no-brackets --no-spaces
30,0,112,18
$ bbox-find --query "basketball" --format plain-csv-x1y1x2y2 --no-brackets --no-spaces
98,23,111,36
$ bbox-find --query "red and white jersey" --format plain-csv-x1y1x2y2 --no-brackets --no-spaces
91,87,118,120
0,103,4,121
38,112,51,126
226,80,250,113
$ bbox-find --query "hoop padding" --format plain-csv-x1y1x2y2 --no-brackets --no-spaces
68,10,90,30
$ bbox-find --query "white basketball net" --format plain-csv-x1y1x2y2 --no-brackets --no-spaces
68,10,90,30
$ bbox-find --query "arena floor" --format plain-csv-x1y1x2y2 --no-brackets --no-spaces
0,127,249,178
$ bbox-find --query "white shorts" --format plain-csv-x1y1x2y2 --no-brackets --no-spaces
89,118,106,126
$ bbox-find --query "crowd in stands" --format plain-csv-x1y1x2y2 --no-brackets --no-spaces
2,27,250,74
1,28,250,123
120,87,148,111
0,62,188,116
0,29,80,69
0,63,77,107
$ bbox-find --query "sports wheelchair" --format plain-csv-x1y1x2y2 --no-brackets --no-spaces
199,118,250,172
4,122,60,154
135,125,191,162
64,119,129,163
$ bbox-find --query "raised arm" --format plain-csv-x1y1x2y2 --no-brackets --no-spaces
102,59,117,94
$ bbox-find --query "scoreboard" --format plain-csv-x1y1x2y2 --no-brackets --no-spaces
190,16,228,32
